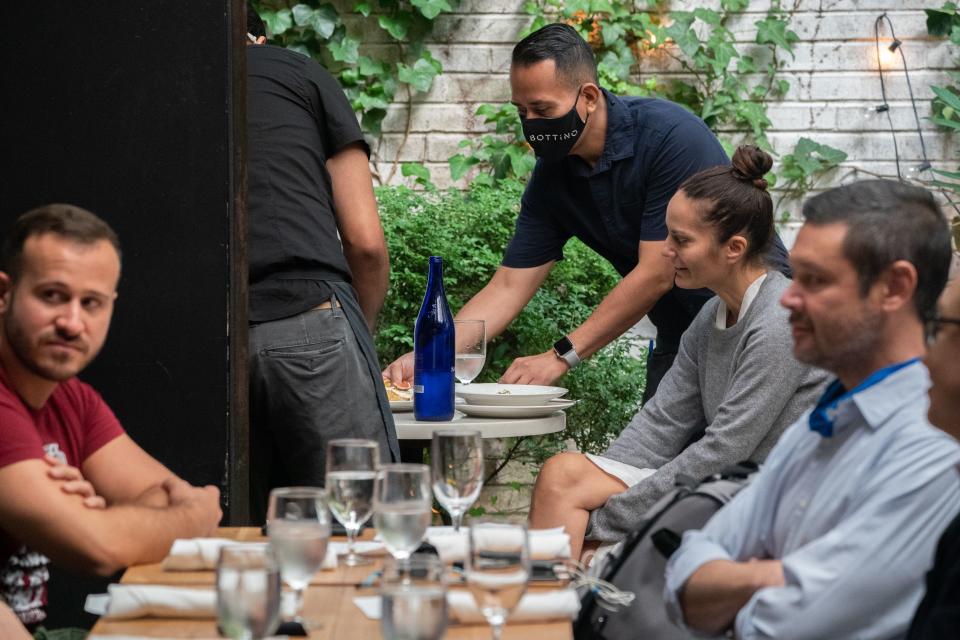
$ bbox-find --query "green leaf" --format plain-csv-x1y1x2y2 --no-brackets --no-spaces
737,55,757,74
411,0,453,20
449,154,480,180
355,1,373,17
755,17,798,58
721,0,749,9
692,8,721,26
401,162,434,188
929,116,960,131
379,12,413,40
310,4,340,39
328,35,360,63
927,6,958,37
398,57,441,93
932,85,960,113
261,8,293,36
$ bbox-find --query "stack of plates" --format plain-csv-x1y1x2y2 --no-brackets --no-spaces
454,383,577,418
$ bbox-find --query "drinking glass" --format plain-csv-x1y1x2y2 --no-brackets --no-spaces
216,545,281,640
373,464,432,561
431,430,484,531
325,439,379,566
464,520,531,640
454,319,486,385
380,553,449,640
266,486,330,626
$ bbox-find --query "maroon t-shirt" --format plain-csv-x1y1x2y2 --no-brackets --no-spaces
0,367,125,624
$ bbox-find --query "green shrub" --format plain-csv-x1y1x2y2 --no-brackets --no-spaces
375,180,647,458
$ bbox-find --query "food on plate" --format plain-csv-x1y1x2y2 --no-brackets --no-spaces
383,377,413,402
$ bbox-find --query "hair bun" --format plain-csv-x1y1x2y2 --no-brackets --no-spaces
730,145,773,191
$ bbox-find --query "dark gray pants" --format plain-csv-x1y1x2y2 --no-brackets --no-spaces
248,294,395,522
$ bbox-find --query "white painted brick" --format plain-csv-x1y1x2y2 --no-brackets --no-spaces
381,103,488,133
372,133,427,163
412,73,511,104
735,102,942,133
360,44,492,73
636,41,954,74
666,0,945,11
430,15,532,44
726,12,930,43
426,133,472,162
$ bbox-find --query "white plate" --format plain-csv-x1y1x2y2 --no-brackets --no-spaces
456,383,568,406
456,398,577,418
389,399,413,412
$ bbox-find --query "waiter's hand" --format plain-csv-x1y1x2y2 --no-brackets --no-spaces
499,350,569,385
383,351,415,385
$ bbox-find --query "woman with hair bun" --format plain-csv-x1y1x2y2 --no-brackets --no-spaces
530,145,829,560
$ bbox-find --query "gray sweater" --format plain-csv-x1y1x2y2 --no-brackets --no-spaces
586,271,829,542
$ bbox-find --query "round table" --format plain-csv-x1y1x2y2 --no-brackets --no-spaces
392,410,566,440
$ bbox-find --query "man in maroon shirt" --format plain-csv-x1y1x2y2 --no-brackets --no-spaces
0,204,222,625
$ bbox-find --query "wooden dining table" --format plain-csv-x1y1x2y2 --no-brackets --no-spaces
88,527,574,639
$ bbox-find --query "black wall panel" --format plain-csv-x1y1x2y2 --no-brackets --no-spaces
2,1,247,625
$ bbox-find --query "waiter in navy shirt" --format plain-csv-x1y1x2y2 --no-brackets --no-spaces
385,23,789,401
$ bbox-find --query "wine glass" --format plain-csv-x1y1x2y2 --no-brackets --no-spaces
266,487,330,627
216,545,281,640
464,520,531,640
373,463,432,561
325,439,379,566
380,553,449,640
431,430,484,531
455,319,486,385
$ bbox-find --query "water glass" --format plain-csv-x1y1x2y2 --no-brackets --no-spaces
216,545,281,640
266,487,330,625
464,521,531,640
373,464,432,561
454,319,486,385
431,430,484,531
380,554,449,640
326,439,379,566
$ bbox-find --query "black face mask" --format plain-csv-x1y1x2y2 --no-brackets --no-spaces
520,86,588,162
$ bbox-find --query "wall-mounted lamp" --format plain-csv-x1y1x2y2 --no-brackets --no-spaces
864,103,890,120
907,161,933,180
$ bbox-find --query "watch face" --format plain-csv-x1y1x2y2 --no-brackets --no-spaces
554,336,574,355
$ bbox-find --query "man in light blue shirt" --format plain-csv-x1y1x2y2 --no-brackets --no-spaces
664,179,960,639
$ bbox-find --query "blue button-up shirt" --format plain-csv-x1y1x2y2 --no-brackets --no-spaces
664,361,960,639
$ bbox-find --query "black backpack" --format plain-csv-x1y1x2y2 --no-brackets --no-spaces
573,462,758,640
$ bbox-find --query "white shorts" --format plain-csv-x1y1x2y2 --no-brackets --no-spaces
584,453,655,487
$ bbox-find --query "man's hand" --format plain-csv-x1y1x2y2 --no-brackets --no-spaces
163,477,222,536
500,350,569,385
680,558,785,635
44,455,106,509
383,351,414,385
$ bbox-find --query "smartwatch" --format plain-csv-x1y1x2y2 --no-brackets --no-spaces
553,335,581,369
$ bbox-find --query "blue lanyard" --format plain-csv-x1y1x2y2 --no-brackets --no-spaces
808,358,920,437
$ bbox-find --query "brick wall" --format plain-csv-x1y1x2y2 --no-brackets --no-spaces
368,0,958,221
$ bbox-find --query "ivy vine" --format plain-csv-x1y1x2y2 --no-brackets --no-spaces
253,0,453,140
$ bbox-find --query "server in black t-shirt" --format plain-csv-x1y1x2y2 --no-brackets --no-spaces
384,24,789,402
246,7,398,521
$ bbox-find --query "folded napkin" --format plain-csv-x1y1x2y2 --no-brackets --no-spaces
352,588,580,623
162,538,338,571
88,584,215,620
425,526,571,563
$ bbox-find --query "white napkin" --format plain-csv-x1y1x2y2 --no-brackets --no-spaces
90,584,216,620
425,526,571,563
162,538,338,571
352,588,580,623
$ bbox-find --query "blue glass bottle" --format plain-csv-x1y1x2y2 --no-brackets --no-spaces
414,256,455,421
